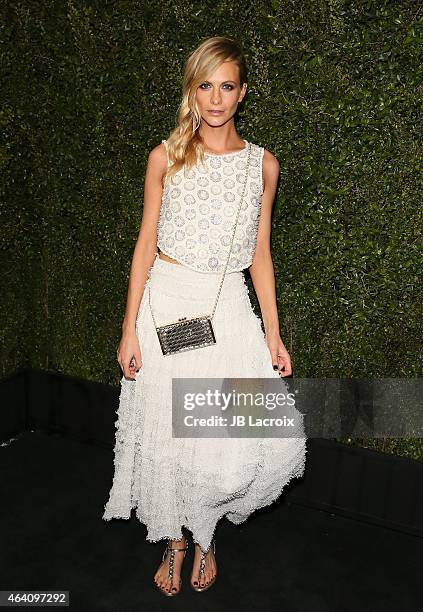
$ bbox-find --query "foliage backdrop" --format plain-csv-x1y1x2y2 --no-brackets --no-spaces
1,1,421,459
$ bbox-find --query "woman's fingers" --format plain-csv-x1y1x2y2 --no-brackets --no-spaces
269,344,292,377
129,353,142,373
277,351,292,377
125,353,142,379
277,358,291,377
272,353,287,376
116,336,143,380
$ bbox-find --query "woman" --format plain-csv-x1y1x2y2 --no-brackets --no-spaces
102,36,307,596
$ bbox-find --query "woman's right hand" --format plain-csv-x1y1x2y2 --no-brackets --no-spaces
116,330,142,380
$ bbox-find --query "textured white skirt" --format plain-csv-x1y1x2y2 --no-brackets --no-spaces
102,252,307,551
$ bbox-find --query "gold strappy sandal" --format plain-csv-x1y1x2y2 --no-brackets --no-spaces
154,537,188,596
191,539,217,592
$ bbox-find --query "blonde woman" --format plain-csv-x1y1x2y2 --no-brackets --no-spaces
103,36,307,596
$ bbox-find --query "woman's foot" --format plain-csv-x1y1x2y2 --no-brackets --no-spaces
154,535,188,595
190,540,217,590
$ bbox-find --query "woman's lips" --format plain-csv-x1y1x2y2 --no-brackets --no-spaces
208,110,224,115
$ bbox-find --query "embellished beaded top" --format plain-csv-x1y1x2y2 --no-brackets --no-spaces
156,139,265,274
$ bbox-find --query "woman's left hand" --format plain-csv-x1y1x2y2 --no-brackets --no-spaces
265,332,292,377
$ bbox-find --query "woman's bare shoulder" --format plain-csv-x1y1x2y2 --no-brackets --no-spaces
148,141,168,164
262,148,280,192
145,142,168,181
262,148,280,173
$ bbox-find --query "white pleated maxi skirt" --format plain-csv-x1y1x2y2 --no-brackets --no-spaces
102,252,307,551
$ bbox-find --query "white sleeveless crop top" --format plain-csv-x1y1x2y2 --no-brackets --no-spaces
156,139,265,273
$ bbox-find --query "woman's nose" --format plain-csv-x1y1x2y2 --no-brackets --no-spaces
210,89,221,104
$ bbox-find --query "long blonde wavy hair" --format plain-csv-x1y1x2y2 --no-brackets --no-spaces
163,36,247,184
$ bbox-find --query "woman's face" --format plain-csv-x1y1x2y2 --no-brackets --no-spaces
195,60,247,127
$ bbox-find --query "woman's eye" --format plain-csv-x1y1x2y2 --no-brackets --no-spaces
199,83,234,90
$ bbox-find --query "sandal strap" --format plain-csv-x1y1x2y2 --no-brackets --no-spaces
166,537,188,552
162,540,188,580
199,540,215,574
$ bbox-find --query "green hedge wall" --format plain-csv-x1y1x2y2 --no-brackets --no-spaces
1,1,421,460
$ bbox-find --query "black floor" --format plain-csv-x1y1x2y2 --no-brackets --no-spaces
0,431,420,612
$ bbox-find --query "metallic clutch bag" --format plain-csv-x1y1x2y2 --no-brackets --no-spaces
154,315,216,355
148,142,252,356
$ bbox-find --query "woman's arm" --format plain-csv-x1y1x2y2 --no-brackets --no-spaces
248,149,292,376
117,142,167,379
121,143,167,334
